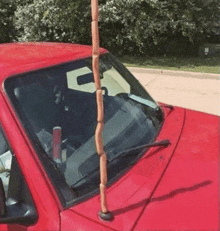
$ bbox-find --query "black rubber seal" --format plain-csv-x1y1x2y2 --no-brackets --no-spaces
98,211,114,221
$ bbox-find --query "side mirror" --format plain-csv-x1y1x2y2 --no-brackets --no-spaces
0,177,37,225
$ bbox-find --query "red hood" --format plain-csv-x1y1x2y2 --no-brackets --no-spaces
61,108,219,230
135,109,219,230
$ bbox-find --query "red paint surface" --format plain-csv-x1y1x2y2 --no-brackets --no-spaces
134,109,219,230
0,43,218,230
0,42,107,86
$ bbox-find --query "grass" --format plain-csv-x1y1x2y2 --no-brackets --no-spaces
119,55,220,74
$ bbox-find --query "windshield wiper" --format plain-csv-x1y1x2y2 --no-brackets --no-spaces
71,139,170,188
109,139,170,162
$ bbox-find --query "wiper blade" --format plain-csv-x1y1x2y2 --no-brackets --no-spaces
71,139,170,188
109,139,170,162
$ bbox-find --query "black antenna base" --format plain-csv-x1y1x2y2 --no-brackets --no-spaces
99,211,114,221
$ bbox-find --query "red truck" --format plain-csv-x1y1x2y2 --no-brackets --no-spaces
0,42,219,230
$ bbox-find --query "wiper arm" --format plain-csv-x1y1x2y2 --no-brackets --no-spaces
127,139,170,151
109,139,170,162
71,139,170,188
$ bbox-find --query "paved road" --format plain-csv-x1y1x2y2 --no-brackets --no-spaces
129,67,220,116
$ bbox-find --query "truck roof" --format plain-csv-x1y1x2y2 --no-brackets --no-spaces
0,42,107,85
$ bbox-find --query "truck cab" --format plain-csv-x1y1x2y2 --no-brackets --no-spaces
0,43,218,230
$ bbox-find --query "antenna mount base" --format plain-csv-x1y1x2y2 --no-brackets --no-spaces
99,211,114,221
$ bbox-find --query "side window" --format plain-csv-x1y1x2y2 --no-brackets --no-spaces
0,127,12,196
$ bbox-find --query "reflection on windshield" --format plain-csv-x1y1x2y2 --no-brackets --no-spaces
5,53,163,206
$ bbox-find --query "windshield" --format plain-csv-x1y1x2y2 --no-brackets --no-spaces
5,53,163,207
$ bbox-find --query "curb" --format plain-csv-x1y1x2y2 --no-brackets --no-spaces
127,67,219,80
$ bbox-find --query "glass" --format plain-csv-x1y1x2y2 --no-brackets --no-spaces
0,127,12,196
5,53,164,207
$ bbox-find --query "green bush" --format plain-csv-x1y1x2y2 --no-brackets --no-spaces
14,0,91,43
7,0,220,56
0,0,16,43
99,0,220,55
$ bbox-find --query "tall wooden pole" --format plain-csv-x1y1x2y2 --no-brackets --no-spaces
91,0,113,221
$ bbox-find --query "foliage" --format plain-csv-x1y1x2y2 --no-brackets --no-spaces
1,0,219,56
14,0,91,44
0,0,16,43
99,0,167,54
99,0,220,55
